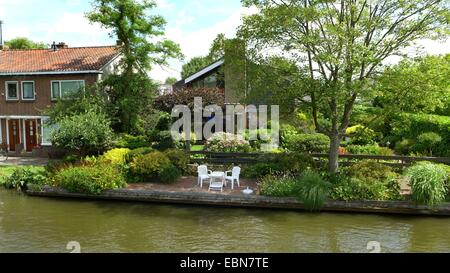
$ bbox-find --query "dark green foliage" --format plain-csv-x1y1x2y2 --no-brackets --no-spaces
164,149,190,174
152,131,176,151
394,139,416,155
390,113,450,157
243,152,314,178
330,162,401,201
115,134,149,149
346,145,394,156
87,0,182,133
45,89,108,123
414,132,442,156
51,111,114,156
283,133,330,153
54,164,127,195
159,164,181,184
125,147,154,163
242,163,284,178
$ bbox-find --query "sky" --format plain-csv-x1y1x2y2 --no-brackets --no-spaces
0,0,256,82
0,0,448,82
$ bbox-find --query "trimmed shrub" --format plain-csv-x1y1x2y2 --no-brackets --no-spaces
54,164,127,195
101,148,130,166
283,133,330,153
152,130,176,151
115,134,149,149
51,110,114,156
130,151,172,180
406,162,448,206
414,132,442,156
159,164,182,183
164,149,190,174
346,145,394,156
125,147,154,163
205,132,252,153
394,139,415,155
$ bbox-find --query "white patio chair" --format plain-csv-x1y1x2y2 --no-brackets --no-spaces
197,165,211,188
225,167,241,190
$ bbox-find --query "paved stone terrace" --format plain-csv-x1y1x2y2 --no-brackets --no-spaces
0,156,49,166
127,177,259,196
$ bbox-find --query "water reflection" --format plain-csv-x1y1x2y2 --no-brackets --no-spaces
0,190,449,253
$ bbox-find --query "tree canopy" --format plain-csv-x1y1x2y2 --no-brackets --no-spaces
375,54,450,115
5,37,46,49
239,0,450,173
87,0,182,134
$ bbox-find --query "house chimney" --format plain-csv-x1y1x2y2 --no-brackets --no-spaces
0,20,4,50
56,42,68,49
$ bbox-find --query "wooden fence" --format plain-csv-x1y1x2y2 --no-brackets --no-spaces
189,151,450,167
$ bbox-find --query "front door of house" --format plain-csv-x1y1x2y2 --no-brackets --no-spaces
8,119,21,152
25,120,38,152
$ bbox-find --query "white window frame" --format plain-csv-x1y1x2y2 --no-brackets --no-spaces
50,80,85,100
40,117,53,146
21,81,36,101
5,81,19,101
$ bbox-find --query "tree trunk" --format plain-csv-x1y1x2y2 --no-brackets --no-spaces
328,132,341,174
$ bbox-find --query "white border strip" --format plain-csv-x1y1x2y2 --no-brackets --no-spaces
185,59,224,84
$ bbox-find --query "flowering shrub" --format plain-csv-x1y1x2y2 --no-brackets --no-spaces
205,132,252,153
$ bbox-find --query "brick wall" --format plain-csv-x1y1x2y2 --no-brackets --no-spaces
0,73,99,116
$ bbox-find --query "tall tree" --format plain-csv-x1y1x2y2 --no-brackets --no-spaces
5,37,46,49
87,0,182,133
164,77,178,85
240,0,449,173
181,56,212,79
375,54,450,115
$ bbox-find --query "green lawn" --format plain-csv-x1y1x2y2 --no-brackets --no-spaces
191,145,205,152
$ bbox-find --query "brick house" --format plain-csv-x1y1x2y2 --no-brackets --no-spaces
0,43,120,154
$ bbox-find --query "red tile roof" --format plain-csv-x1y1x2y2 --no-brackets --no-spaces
0,46,119,74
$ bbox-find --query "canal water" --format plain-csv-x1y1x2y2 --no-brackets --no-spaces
0,189,449,253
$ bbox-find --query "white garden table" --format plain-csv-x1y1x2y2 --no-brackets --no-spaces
209,171,225,191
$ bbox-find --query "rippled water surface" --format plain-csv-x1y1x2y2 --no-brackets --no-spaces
0,189,449,253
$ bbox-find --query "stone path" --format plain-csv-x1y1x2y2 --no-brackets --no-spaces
0,157,49,167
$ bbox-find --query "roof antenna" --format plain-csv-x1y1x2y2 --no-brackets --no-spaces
0,20,4,49
51,41,57,51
